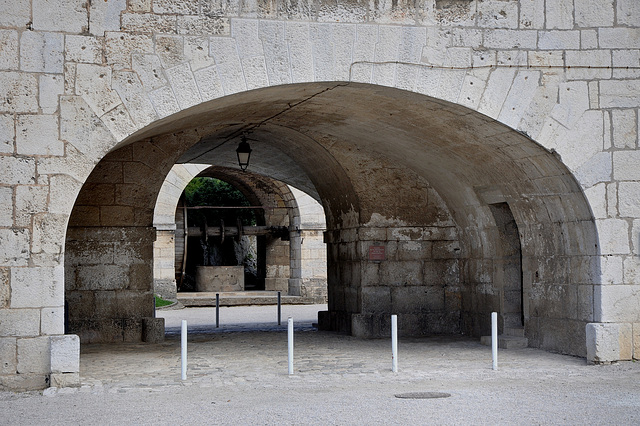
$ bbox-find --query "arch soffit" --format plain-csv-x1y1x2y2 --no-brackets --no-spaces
121,83,594,245
195,166,301,222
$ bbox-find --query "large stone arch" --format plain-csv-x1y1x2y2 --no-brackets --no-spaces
62,81,594,355
2,0,639,390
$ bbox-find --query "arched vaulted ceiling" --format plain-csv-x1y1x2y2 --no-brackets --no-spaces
124,82,592,253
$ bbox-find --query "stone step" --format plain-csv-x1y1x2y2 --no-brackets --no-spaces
504,327,525,337
498,335,528,349
480,335,529,349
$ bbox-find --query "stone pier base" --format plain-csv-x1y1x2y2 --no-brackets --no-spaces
586,323,633,363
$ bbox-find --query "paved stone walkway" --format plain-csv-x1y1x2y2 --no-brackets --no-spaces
1,305,640,424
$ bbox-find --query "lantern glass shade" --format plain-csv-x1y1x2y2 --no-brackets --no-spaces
236,139,252,171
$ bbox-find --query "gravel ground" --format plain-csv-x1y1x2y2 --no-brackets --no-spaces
1,305,639,425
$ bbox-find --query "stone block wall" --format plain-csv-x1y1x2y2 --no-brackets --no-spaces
352,226,462,337
322,161,463,337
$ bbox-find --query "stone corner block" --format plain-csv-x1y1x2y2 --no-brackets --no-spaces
142,317,165,343
586,322,632,363
50,335,80,373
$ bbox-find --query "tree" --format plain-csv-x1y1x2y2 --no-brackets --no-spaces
184,177,257,228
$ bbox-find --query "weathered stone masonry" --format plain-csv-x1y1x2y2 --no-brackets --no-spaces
152,163,328,303
1,0,639,390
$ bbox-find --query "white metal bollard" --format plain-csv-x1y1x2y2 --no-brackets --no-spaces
391,314,398,373
491,312,498,371
181,319,187,380
288,317,294,375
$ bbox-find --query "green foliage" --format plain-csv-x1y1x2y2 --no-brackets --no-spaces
154,294,173,307
185,177,250,207
184,177,257,226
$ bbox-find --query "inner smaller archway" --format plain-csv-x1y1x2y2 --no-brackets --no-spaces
178,176,267,293
153,165,329,305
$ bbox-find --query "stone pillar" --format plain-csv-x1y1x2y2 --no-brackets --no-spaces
321,224,462,338
65,227,156,343
264,205,291,292
289,185,328,302
264,238,290,292
288,223,302,296
153,227,177,300
299,229,328,302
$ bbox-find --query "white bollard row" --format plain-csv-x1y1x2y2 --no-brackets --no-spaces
178,312,499,379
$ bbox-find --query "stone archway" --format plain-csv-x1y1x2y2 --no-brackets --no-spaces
4,0,640,392
185,168,295,295
152,164,328,302
64,82,597,357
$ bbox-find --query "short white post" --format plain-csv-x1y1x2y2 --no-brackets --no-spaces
288,317,294,375
181,319,187,380
391,314,398,373
491,312,498,371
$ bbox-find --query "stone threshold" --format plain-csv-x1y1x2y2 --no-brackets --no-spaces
177,291,320,307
